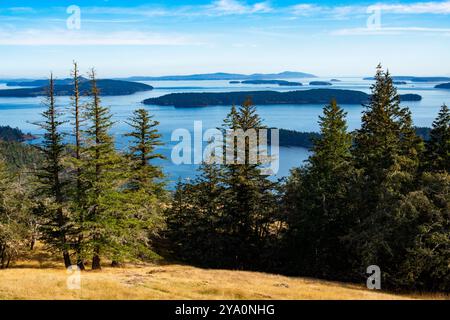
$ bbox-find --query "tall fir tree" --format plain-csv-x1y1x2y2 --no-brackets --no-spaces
220,99,279,269
34,74,72,267
68,61,87,270
81,69,124,269
283,100,356,279
350,65,423,285
424,104,450,172
125,108,165,194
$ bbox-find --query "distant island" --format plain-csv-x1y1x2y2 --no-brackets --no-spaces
143,89,422,107
0,79,153,97
118,71,317,81
393,81,408,85
6,77,88,87
238,80,302,86
274,127,431,149
364,76,450,82
330,79,341,82
310,81,332,86
435,83,450,89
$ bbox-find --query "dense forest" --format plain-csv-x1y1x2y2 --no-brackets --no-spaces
0,64,448,292
143,89,422,107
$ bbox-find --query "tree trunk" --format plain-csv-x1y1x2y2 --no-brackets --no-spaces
92,247,101,270
63,250,72,268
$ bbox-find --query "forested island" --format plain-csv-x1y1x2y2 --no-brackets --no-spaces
310,81,332,86
435,83,450,89
0,79,152,97
143,89,422,107
0,125,34,142
239,80,302,86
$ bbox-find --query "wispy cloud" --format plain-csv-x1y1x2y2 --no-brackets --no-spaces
207,0,272,15
290,1,450,19
82,0,272,18
332,26,450,36
370,1,450,14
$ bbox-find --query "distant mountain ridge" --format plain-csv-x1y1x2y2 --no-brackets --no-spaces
0,79,153,97
363,76,450,82
119,71,317,81
6,77,89,87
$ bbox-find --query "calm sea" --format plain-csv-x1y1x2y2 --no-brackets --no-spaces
0,77,448,185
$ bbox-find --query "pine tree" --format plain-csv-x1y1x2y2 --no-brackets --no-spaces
220,99,279,269
424,104,450,172
81,69,124,270
350,65,423,285
283,100,355,278
68,61,87,270
33,74,72,267
125,108,165,194
123,108,167,261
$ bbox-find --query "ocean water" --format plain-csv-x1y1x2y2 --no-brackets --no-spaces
0,77,449,185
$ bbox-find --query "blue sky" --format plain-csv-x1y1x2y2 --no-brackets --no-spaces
1,0,449,77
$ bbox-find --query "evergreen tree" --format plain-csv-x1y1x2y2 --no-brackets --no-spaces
350,65,423,285
424,104,450,172
283,100,356,279
81,69,124,270
68,61,87,270
220,99,279,269
125,108,165,194
33,74,72,267
123,108,167,261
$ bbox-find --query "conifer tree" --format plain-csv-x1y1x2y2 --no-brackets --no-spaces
81,69,123,270
350,65,423,283
34,74,72,267
220,99,279,268
69,61,86,270
424,104,450,172
125,108,165,194
283,100,355,278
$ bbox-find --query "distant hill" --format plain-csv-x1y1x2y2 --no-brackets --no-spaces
143,89,422,107
364,76,450,82
6,77,88,87
435,83,450,89
240,80,302,86
310,81,332,86
120,71,317,81
0,79,153,97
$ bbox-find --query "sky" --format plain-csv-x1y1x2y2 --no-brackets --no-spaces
0,0,449,78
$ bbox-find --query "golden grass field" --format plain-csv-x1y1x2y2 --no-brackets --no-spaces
0,247,447,300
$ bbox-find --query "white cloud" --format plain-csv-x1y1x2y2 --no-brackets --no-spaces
370,1,450,14
290,1,450,19
207,0,272,15
332,26,450,36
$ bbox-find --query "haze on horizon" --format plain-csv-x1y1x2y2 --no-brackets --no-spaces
1,0,449,78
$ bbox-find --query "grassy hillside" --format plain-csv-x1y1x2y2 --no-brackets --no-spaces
0,247,446,300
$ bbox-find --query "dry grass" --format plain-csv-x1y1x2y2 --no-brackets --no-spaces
0,248,447,300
